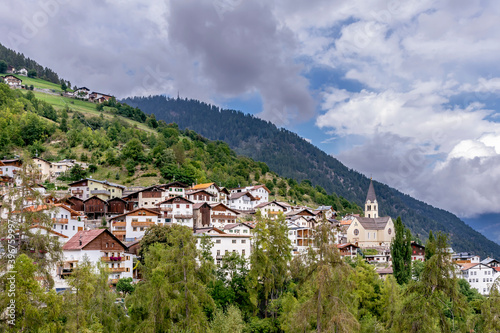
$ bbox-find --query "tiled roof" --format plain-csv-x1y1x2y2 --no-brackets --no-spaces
191,183,215,190
355,216,391,230
229,192,255,200
63,229,106,250
460,263,479,271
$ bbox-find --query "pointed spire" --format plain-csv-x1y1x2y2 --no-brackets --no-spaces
366,178,377,203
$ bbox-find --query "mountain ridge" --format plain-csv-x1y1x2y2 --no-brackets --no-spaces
123,95,500,258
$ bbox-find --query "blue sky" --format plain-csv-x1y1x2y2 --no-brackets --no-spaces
3,0,500,243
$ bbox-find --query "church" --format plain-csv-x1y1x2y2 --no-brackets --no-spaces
346,179,394,248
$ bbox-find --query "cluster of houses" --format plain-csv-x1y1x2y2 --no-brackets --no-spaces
1,158,500,295
0,70,114,103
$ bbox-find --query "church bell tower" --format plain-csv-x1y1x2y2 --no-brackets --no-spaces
365,179,378,218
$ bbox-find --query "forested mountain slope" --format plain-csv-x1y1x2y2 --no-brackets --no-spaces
123,95,500,258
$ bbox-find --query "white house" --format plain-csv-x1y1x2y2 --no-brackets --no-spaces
17,68,28,76
54,229,134,291
0,159,22,180
227,192,256,211
194,227,252,265
185,189,218,204
209,203,240,228
230,185,270,206
222,223,253,236
110,207,162,242
460,263,499,295
156,196,194,228
254,201,288,219
74,87,90,99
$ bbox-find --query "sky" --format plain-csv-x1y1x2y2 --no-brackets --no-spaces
3,0,500,233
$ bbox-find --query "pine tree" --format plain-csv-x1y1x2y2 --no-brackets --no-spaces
247,211,292,318
391,216,412,284
425,230,436,260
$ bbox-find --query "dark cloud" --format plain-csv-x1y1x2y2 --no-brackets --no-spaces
0,0,315,125
168,0,315,124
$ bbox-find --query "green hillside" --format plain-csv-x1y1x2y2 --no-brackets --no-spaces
0,82,362,215
123,95,500,258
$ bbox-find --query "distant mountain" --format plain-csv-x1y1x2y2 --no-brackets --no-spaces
123,95,500,258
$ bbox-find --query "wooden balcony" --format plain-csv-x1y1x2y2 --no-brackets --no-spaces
72,189,83,195
160,207,173,212
211,214,236,219
113,230,126,236
112,221,126,227
101,256,125,262
110,279,119,284
52,218,68,224
268,211,282,215
174,215,193,219
131,221,155,227
109,267,127,273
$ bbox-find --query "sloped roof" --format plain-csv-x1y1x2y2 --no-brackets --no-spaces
63,229,107,250
157,195,194,205
481,257,499,266
186,189,216,197
229,192,256,200
366,179,377,202
460,263,479,271
191,182,215,190
110,207,161,220
193,202,211,209
355,216,391,230
255,201,288,209
209,202,240,215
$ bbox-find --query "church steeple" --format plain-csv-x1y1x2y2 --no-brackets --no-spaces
365,179,378,218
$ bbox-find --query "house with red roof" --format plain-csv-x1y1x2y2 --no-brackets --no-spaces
54,229,134,290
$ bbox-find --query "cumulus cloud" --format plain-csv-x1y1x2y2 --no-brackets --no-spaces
0,0,315,125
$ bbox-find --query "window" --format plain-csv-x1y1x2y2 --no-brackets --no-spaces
242,249,245,256
133,227,137,231
217,250,220,256
187,205,190,208
216,240,221,244
140,227,144,231
241,240,246,243
388,228,392,235
353,229,359,236
176,204,180,208
232,240,236,244
73,226,75,230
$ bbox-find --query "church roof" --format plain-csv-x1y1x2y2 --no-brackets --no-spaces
355,216,391,230
366,179,377,202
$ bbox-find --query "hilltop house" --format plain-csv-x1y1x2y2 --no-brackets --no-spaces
74,87,90,99
2,75,22,87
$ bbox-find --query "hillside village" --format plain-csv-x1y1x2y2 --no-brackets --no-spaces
1,157,499,297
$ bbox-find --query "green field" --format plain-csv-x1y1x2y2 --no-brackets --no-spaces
1,74,68,92
32,91,156,133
